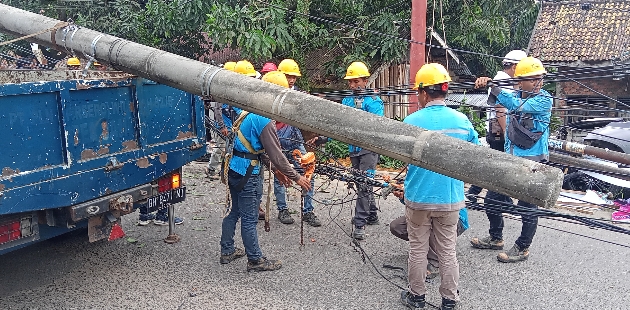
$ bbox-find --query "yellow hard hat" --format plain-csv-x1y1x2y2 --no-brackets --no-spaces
67,57,80,66
93,61,102,66
277,59,302,77
413,63,452,90
344,62,370,79
234,60,257,77
514,56,547,78
262,71,289,88
223,61,237,71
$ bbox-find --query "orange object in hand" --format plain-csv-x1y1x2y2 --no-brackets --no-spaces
292,150,316,181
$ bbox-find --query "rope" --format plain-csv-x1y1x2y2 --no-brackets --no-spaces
0,22,69,47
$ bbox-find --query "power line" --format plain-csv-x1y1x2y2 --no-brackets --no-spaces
255,0,629,74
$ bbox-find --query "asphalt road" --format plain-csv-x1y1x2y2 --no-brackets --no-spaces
0,162,628,309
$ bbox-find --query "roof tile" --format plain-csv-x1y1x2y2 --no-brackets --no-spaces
529,0,630,62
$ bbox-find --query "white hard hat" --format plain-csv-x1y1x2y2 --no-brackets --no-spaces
503,50,527,65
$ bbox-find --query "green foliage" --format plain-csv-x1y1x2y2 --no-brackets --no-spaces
323,139,349,161
205,0,410,74
457,104,487,137
379,155,405,169
549,113,563,134
431,0,539,76
542,67,558,95
4,0,539,80
4,0,214,59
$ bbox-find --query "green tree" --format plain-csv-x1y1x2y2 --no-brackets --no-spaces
204,0,411,84
2,0,214,59
3,0,539,79
429,0,539,76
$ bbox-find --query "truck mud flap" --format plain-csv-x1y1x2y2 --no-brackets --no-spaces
87,211,124,243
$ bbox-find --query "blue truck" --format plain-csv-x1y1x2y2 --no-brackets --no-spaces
0,70,206,254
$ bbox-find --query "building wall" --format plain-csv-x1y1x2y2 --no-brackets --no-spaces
556,72,630,125
558,77,629,100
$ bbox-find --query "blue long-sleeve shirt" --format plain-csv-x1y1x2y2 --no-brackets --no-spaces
341,95,384,155
495,89,552,160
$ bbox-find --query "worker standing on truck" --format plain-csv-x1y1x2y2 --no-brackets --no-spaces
341,61,384,240
220,71,311,272
400,63,479,310
272,59,321,227
471,56,552,263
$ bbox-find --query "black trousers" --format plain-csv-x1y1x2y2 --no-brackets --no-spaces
468,138,539,249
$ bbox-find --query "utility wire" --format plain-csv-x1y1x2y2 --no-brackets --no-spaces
255,0,630,73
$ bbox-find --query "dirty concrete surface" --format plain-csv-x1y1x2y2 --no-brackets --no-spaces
0,162,628,309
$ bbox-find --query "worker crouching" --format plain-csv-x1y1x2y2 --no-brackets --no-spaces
400,63,480,310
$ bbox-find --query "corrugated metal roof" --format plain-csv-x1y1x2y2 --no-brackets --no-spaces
446,93,489,108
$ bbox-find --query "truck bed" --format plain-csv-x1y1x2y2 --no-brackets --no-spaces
0,70,205,222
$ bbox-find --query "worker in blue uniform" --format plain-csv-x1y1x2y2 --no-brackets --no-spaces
400,63,480,310
341,61,384,240
471,56,552,263
219,71,311,272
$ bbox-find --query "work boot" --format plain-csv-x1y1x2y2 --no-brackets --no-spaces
352,227,366,240
277,209,295,224
497,244,529,263
204,167,219,181
258,207,266,221
220,248,246,264
400,290,425,309
470,236,504,250
247,257,282,272
302,212,321,227
440,297,457,310
366,215,380,225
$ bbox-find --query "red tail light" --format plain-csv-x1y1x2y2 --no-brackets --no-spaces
158,171,181,193
0,220,22,244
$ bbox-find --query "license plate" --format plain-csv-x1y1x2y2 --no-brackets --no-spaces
146,187,186,212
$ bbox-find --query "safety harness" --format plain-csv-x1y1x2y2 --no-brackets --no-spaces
221,111,265,192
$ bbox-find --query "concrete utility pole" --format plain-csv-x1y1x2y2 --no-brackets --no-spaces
549,153,630,179
0,4,564,209
408,0,427,114
549,138,630,166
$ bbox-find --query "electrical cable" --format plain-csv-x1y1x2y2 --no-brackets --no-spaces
255,0,630,75
468,201,630,249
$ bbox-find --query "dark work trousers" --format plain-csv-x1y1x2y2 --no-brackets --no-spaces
350,152,379,228
485,197,539,249
479,138,539,249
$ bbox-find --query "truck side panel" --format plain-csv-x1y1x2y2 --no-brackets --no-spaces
1,92,66,172
0,77,205,217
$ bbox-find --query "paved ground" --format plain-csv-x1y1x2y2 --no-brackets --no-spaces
0,162,629,309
